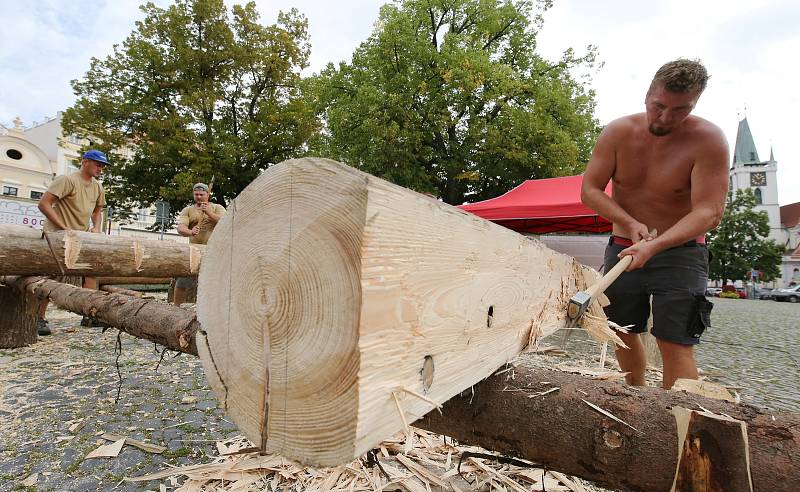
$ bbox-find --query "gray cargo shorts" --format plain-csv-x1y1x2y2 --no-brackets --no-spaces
603,237,713,346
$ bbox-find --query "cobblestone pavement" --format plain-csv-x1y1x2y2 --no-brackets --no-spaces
0,306,239,491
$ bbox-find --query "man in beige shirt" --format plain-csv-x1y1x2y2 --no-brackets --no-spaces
173,183,226,306
37,149,108,335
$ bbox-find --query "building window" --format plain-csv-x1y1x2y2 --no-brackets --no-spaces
2,186,19,196
30,190,44,200
5,149,23,160
749,152,756,161
754,188,762,205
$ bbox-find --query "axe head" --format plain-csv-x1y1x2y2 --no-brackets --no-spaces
566,291,593,328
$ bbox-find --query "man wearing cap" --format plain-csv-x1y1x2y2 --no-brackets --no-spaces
173,183,226,306
36,149,109,335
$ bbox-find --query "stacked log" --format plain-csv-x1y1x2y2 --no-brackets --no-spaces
0,225,202,277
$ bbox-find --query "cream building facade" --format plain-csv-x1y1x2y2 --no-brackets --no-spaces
0,114,182,242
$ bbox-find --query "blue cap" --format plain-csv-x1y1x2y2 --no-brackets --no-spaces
83,149,109,165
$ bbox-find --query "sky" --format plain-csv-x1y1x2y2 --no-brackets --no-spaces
2,0,798,205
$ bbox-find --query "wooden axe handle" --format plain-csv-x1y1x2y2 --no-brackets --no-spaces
585,254,632,299
585,230,656,301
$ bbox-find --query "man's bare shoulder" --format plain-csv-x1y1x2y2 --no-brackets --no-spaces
685,115,727,145
599,113,644,140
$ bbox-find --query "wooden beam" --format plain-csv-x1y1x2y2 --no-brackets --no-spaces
196,157,614,466
0,224,202,277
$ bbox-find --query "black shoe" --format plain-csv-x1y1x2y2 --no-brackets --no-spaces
37,318,51,336
81,316,110,328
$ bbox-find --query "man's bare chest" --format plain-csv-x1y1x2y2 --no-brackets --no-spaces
613,143,694,196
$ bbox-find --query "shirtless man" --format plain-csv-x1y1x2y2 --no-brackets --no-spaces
581,59,729,389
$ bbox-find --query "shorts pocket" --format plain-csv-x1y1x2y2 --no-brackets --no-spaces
688,295,713,339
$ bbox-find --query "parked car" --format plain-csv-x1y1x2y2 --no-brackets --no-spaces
753,287,774,300
773,284,800,303
705,287,722,297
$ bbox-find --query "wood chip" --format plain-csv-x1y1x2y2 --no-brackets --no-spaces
582,399,640,433
86,437,126,459
102,432,166,454
21,473,38,486
68,421,85,434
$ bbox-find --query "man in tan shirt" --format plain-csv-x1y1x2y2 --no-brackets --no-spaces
37,149,108,335
173,183,225,306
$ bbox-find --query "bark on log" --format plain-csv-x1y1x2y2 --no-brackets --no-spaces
417,364,799,492
196,157,610,466
0,277,199,356
100,285,145,297
0,224,202,277
0,284,37,348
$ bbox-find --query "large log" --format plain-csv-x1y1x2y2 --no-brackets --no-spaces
5,278,795,490
417,364,799,492
0,225,202,277
0,276,199,356
195,157,612,466
98,277,173,285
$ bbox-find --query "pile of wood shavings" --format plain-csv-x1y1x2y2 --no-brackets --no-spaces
127,427,596,491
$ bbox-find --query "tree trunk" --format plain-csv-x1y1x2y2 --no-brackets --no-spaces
0,284,37,348
0,224,202,277
196,157,610,466
0,276,199,356
417,364,799,492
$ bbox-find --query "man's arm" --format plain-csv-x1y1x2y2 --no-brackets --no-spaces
581,120,653,241
620,127,729,270
90,205,104,233
199,202,223,224
37,192,68,231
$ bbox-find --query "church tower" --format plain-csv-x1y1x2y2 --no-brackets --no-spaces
728,117,785,244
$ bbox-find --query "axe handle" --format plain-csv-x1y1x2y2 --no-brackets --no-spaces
585,254,633,300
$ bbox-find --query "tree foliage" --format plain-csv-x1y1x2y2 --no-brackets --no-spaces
306,0,601,204
708,189,783,283
62,0,317,214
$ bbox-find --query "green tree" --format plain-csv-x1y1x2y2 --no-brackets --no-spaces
63,0,317,215
306,0,600,204
708,189,783,284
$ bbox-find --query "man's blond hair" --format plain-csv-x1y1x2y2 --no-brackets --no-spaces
650,59,708,94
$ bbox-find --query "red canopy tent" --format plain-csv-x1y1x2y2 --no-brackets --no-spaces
460,175,612,234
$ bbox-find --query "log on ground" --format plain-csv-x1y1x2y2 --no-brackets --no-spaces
197,157,617,466
98,277,173,286
0,224,202,277
0,276,199,356
417,363,799,492
0,284,37,348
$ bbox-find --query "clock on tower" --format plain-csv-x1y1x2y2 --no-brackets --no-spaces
750,172,766,186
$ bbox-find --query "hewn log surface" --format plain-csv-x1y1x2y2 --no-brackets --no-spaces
0,277,199,356
0,224,202,277
196,157,606,466
417,363,799,492
0,284,37,348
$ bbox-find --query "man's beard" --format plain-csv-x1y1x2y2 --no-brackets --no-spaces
648,124,672,136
